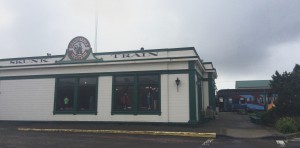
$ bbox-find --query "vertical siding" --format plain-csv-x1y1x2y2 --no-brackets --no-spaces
98,76,113,119
0,79,55,121
167,74,189,122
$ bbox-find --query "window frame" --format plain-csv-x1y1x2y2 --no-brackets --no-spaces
111,73,161,115
54,76,98,115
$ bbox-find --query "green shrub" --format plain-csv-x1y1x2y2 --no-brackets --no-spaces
293,117,300,130
275,117,298,134
261,109,279,126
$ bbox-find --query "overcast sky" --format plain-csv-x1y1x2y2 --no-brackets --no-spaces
0,0,300,89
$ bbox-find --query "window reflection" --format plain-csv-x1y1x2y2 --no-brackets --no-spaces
138,75,159,111
55,77,97,113
113,74,160,113
114,76,134,111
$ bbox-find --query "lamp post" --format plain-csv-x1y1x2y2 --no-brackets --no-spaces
175,77,180,92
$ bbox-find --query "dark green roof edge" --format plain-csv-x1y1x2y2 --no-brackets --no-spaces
0,55,63,61
0,56,198,69
203,62,212,64
0,47,196,61
93,47,196,55
202,62,216,71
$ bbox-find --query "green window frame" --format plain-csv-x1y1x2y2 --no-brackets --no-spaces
54,76,98,115
112,73,161,115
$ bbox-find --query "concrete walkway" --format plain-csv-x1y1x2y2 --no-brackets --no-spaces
203,112,283,138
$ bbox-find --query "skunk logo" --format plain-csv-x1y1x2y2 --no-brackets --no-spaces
67,36,91,60
74,43,83,54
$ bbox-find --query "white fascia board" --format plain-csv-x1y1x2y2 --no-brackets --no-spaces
0,58,198,71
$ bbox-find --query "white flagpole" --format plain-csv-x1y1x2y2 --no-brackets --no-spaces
94,0,98,53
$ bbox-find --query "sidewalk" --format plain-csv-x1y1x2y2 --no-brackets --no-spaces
0,112,286,139
204,112,284,139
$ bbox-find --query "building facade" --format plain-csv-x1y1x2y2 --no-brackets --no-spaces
0,36,217,124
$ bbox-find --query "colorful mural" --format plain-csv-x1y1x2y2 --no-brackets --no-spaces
217,89,277,112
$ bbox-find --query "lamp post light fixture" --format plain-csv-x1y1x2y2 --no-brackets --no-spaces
175,77,180,92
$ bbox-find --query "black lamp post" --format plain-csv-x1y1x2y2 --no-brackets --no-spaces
175,77,180,92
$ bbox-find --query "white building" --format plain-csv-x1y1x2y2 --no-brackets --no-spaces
0,36,217,125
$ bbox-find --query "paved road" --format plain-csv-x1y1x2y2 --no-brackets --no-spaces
0,128,203,148
0,112,299,147
0,128,299,148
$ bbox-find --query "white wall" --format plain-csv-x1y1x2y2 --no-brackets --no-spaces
162,74,189,122
0,79,55,121
0,74,190,123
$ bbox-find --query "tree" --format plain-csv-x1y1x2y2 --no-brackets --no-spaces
270,64,300,116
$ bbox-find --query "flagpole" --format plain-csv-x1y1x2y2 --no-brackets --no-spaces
94,0,98,53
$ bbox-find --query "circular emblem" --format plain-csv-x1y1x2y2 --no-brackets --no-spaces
67,36,91,60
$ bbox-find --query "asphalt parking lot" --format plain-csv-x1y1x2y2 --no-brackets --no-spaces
1,127,299,148
0,112,299,147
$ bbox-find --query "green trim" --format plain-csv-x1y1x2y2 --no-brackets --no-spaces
111,77,116,115
202,78,209,81
0,55,63,62
133,75,138,115
73,79,79,113
53,78,59,114
111,111,162,115
93,47,195,56
54,112,97,115
0,69,190,80
197,74,204,123
158,74,161,116
55,59,104,64
57,47,101,63
111,73,161,115
208,73,216,110
95,77,99,115
188,61,197,125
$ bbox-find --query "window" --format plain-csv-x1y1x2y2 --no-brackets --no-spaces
54,77,98,114
138,75,159,111
112,74,160,115
114,76,134,111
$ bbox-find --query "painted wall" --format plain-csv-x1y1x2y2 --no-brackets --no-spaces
164,74,189,122
0,61,188,78
0,79,55,121
0,48,216,123
0,74,190,123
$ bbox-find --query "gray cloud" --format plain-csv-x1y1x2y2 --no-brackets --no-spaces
1,0,300,89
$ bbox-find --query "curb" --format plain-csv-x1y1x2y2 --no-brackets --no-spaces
216,132,288,140
285,132,300,139
18,128,216,138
